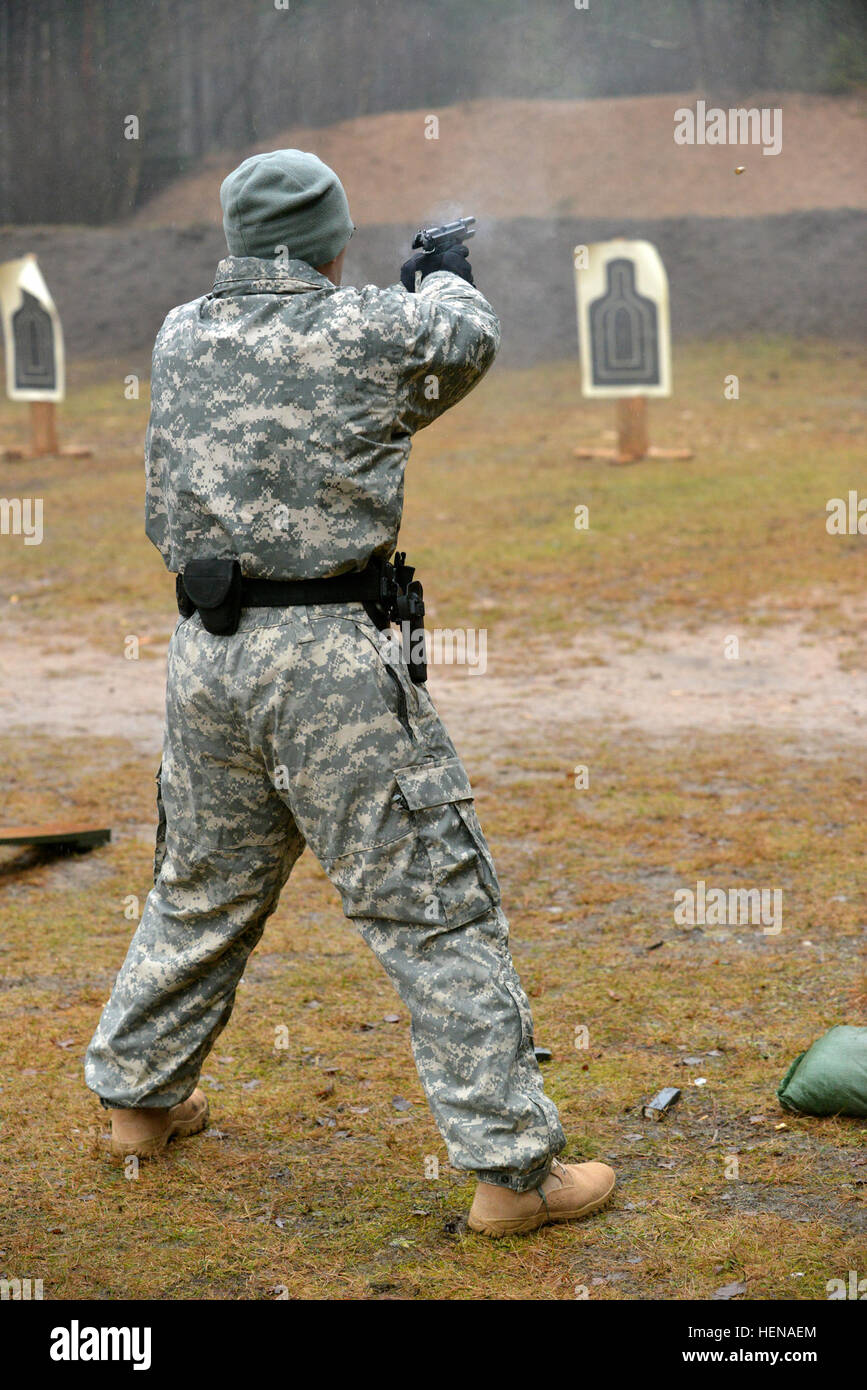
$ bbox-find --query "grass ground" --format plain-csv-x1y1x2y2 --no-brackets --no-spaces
0,340,864,1300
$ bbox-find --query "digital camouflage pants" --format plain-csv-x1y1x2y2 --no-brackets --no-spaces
85,603,565,1191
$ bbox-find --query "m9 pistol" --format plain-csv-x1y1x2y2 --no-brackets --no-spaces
412,216,476,254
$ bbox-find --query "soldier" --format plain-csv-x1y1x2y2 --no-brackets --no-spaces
84,149,615,1238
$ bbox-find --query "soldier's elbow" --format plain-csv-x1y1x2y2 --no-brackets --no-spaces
476,320,500,373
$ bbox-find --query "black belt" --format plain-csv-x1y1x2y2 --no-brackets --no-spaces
240,568,382,608
176,552,428,683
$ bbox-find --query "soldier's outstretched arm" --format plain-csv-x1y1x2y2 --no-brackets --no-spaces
391,270,501,435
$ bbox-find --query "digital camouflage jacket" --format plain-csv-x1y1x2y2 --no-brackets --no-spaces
144,257,500,579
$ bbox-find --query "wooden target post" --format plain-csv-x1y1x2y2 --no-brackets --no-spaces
0,257,103,864
2,400,91,460
29,400,59,455
574,396,693,465
573,239,692,465
0,254,91,459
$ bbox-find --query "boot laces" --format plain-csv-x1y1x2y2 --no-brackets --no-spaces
534,1158,566,1215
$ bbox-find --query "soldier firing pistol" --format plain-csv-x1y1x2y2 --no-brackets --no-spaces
84,151,615,1239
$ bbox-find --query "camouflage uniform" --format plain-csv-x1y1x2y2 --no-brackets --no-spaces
85,257,565,1191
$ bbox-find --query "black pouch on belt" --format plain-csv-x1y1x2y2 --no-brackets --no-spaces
178,557,242,635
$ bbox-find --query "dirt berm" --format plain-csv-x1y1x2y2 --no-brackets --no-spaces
0,210,863,373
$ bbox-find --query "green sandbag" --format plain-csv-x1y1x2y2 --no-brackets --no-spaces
777,1025,867,1117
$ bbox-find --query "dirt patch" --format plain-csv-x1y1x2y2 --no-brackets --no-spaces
441,618,867,764
0,616,863,762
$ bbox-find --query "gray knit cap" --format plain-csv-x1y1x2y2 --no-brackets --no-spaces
220,149,353,266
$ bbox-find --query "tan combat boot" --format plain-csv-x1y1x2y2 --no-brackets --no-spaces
109,1088,209,1159
468,1157,615,1237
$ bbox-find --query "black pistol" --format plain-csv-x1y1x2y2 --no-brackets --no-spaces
412,215,476,255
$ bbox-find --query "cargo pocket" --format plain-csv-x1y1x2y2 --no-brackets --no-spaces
394,757,501,925
153,761,167,885
329,756,501,929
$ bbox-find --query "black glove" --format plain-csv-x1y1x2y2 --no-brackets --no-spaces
400,243,474,292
